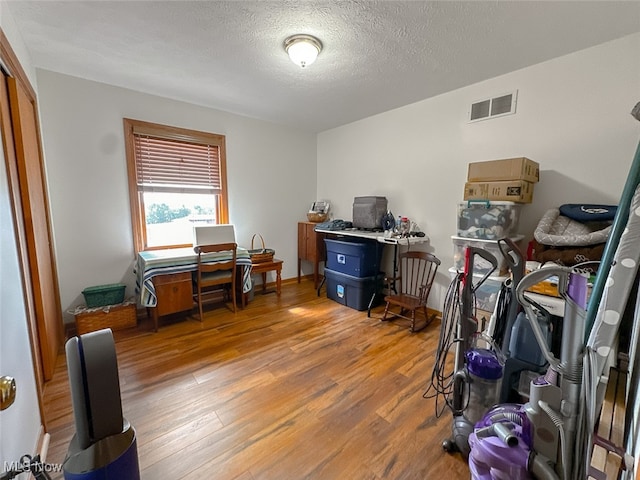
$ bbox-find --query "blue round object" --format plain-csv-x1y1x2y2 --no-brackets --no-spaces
465,348,503,380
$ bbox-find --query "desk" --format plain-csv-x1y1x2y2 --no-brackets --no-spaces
314,228,429,315
250,258,283,296
135,247,252,331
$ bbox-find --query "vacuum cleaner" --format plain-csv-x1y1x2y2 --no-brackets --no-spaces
63,328,140,480
426,245,502,458
466,102,640,480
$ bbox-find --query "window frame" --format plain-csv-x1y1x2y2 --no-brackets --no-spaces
123,118,229,253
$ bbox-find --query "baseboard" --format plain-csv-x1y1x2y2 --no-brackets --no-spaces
427,307,442,322
32,424,50,462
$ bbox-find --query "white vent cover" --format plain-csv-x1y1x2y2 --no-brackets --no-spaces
469,91,518,122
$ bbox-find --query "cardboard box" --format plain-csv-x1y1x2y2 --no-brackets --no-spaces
467,157,539,183
464,180,534,204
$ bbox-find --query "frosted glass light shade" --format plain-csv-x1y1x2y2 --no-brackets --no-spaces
284,35,322,68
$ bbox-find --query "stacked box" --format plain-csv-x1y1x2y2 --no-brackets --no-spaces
467,157,539,183
457,201,522,240
324,238,385,310
464,157,539,204
325,269,384,311
463,180,534,203
448,267,508,313
452,235,524,276
324,238,383,277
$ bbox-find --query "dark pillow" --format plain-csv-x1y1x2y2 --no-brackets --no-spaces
558,204,617,223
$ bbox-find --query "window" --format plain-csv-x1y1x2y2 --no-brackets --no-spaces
123,118,229,252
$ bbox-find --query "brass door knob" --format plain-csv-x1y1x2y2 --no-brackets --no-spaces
0,376,16,410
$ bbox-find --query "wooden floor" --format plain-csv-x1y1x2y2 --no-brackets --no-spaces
42,279,468,479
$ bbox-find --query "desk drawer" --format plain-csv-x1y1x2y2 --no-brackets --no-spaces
154,272,193,316
153,272,191,285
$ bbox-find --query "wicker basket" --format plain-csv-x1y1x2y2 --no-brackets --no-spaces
74,302,137,335
248,234,275,264
307,212,328,223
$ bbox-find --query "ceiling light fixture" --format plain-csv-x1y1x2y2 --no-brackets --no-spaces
284,34,322,68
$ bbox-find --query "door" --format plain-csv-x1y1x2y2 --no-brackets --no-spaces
0,111,42,473
5,75,62,382
1,63,62,398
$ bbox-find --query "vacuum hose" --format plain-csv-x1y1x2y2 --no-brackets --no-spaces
475,422,519,447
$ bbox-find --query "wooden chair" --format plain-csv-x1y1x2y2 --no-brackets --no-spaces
193,242,238,320
382,251,441,332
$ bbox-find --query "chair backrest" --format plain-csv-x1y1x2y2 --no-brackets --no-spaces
398,251,441,302
194,242,237,277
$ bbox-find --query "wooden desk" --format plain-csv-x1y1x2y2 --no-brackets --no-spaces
135,247,252,331
251,259,283,296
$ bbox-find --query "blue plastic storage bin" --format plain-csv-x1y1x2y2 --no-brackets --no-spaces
324,268,384,311
324,238,383,278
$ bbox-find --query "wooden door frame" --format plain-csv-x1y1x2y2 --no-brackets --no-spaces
0,28,63,426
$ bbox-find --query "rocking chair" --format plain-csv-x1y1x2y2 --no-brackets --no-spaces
382,251,440,332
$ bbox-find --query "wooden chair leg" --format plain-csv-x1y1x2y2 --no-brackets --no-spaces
230,281,237,313
198,290,204,322
382,302,391,321
423,306,432,327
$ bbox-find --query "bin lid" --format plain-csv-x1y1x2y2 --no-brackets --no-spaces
465,348,503,379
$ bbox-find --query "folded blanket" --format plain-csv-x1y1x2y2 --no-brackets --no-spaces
531,239,604,271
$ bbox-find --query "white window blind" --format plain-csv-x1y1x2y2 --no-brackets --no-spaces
133,134,222,193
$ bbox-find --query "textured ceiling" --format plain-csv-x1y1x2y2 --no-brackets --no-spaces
6,1,640,132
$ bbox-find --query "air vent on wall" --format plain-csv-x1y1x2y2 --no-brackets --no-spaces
469,91,518,122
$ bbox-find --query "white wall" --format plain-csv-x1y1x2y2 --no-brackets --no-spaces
317,33,640,311
0,1,43,471
35,70,318,322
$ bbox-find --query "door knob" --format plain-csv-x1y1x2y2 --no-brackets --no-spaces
1,376,17,410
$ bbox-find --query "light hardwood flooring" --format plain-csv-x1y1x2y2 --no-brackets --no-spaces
42,279,468,479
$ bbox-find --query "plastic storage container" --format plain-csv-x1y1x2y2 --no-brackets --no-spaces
452,235,524,276
324,268,384,311
508,311,552,367
457,201,522,240
448,267,508,313
82,283,126,308
324,238,383,278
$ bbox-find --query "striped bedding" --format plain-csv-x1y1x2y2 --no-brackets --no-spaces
135,247,252,307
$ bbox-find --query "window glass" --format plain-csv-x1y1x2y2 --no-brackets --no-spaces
143,191,218,248
124,118,228,252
